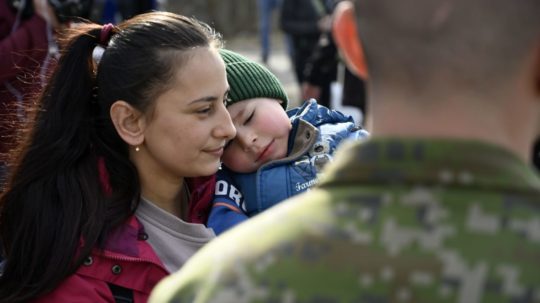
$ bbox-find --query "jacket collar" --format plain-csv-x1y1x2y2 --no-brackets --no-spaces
103,216,145,257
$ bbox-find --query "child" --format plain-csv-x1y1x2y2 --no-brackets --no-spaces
207,49,369,235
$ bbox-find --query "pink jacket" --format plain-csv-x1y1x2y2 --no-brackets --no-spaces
34,175,216,302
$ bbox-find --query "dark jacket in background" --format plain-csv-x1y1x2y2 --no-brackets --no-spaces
280,0,337,107
1,0,50,161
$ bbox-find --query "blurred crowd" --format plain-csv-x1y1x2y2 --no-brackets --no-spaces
0,0,368,188
1,0,158,186
3,0,540,183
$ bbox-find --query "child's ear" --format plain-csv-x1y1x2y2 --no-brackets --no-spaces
109,100,146,147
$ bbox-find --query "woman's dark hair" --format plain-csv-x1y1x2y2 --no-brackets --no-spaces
0,12,222,302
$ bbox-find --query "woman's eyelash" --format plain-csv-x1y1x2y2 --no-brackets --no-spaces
198,107,211,114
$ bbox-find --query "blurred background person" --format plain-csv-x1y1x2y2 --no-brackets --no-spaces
332,0,368,125
257,0,281,64
0,0,92,190
96,0,157,24
299,19,338,109
280,0,335,107
302,0,368,125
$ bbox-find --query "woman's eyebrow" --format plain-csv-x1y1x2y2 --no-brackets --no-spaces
188,96,219,105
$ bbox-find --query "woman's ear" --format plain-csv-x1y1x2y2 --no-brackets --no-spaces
110,100,146,146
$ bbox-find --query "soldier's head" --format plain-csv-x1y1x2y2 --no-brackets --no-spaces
353,0,540,98
349,0,540,149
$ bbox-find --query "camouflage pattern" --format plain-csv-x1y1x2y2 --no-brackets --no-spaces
150,138,540,303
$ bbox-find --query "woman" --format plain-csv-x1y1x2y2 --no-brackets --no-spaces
0,11,235,302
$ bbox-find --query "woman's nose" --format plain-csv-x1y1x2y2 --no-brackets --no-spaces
214,103,236,140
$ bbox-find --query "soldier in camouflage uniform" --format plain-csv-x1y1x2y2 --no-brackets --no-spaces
149,0,540,302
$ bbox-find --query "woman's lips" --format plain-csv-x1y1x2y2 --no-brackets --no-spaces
205,146,224,157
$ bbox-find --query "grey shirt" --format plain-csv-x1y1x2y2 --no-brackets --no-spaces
136,197,215,273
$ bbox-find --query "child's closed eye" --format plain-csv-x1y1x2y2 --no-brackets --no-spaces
244,111,254,125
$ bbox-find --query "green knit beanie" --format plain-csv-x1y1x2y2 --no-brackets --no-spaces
219,49,288,110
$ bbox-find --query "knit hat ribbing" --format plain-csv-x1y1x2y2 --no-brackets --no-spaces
219,49,288,110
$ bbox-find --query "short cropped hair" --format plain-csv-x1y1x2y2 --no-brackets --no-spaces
355,0,540,92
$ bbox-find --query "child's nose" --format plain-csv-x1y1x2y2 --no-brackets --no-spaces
238,130,257,150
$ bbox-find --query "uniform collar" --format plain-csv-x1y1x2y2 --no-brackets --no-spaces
320,137,540,195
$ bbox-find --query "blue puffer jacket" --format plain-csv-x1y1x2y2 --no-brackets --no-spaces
207,100,369,235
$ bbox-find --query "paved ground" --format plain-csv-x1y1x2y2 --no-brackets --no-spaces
225,32,302,108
